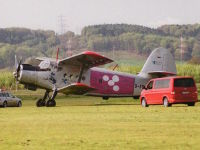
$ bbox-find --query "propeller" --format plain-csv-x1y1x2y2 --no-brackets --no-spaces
13,55,22,80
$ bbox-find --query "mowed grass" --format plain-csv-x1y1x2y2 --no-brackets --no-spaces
0,93,200,149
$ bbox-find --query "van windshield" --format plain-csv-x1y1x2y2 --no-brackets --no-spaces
174,78,195,87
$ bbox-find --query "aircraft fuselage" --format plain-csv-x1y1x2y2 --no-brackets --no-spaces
18,64,150,97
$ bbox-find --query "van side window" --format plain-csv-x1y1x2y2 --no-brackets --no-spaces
155,79,170,89
147,81,153,89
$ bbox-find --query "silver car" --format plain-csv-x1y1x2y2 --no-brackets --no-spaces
0,92,22,107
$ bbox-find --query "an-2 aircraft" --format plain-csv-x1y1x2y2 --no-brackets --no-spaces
13,47,176,107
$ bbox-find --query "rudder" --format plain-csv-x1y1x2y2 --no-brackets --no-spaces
139,47,176,77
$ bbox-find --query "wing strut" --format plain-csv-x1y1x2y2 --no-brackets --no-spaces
77,63,85,83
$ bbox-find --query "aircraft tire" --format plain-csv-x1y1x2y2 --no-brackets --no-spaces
188,102,195,106
36,99,45,107
46,100,56,107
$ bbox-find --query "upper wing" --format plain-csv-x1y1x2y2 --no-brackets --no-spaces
58,51,113,68
57,83,95,95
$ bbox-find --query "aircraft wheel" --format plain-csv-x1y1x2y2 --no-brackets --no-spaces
141,98,148,107
46,100,56,107
163,97,170,107
188,102,195,106
2,101,7,108
36,99,45,107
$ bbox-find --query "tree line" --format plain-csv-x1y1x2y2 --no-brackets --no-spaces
0,24,200,68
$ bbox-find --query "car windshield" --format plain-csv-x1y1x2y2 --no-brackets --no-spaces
174,78,195,87
147,81,153,89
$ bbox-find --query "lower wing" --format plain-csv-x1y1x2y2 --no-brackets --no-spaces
57,83,95,95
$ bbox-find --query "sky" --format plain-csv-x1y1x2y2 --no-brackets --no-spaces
0,0,200,34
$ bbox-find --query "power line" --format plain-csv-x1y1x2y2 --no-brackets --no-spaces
57,15,68,34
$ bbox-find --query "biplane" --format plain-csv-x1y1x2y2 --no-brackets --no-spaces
13,47,176,107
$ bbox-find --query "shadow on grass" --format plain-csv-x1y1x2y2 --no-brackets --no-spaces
57,103,140,107
94,103,140,106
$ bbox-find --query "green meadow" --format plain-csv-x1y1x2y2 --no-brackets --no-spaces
0,91,200,150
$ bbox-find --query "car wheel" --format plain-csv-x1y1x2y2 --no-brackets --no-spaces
17,101,22,107
188,102,195,106
163,97,170,107
141,98,148,107
2,101,7,108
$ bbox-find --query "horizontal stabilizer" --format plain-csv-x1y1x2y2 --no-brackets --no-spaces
57,83,95,95
148,71,176,78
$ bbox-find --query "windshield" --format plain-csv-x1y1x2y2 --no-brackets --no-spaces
174,78,195,87
39,60,50,69
147,81,153,89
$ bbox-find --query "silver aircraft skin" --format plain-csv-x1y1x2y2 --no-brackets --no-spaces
13,47,176,107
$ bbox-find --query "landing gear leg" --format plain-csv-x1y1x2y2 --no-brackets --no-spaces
46,89,57,107
36,91,49,107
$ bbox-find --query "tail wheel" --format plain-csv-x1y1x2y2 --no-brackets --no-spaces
17,101,22,107
141,98,148,107
188,102,195,106
3,101,7,108
102,96,109,100
163,97,170,107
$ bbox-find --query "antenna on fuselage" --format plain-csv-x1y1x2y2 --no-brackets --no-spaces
112,64,118,71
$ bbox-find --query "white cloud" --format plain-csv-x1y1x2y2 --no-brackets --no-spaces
148,17,182,28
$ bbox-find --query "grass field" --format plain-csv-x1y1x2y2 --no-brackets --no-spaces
0,91,200,150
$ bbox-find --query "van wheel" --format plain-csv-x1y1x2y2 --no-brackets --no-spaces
2,101,7,108
163,97,170,107
141,98,148,107
188,102,195,106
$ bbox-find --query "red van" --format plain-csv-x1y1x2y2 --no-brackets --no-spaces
140,76,198,107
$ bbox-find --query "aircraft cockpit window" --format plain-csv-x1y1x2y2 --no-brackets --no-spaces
39,60,50,69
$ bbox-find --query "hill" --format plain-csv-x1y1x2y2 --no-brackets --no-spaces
0,24,200,68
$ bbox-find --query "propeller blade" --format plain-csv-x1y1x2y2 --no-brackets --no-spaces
16,59,22,73
15,55,18,69
13,55,22,80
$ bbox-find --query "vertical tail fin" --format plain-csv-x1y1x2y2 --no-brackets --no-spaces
139,47,176,77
